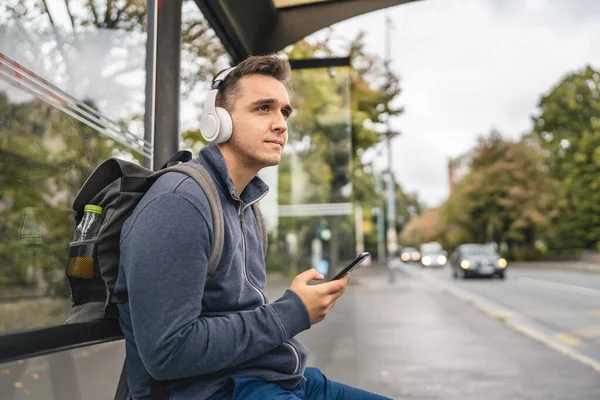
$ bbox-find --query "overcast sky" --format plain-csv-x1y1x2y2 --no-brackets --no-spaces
317,0,600,207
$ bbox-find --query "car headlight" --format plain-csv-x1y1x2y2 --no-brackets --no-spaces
438,255,447,265
460,260,471,269
401,253,409,261
498,258,507,268
412,252,420,261
422,256,431,265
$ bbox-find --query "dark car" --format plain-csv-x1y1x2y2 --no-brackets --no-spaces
449,243,507,279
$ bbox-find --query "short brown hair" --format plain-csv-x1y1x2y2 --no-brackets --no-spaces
215,55,291,112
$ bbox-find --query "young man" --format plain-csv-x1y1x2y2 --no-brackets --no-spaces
115,55,390,400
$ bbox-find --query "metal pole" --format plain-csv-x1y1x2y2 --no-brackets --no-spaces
384,14,398,259
375,175,386,264
143,0,158,169
355,205,365,255
386,140,398,257
153,0,183,170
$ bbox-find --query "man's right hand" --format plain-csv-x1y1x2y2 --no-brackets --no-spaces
289,268,350,324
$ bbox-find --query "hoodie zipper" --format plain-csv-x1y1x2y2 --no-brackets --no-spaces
236,191,268,306
235,190,300,373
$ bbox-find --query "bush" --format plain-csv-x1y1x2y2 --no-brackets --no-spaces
510,247,543,261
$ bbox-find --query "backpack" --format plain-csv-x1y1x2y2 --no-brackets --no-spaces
65,150,268,324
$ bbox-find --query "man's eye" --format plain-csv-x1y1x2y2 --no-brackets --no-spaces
282,110,290,119
257,105,269,111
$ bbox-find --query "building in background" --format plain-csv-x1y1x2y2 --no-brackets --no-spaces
448,151,473,195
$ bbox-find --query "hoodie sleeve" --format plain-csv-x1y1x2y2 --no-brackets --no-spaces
119,189,311,381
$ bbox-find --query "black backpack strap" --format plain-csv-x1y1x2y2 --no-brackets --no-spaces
155,163,225,276
251,203,268,258
159,150,193,170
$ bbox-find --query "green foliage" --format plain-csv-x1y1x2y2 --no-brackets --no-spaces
1,0,226,309
269,34,405,275
0,92,128,296
529,65,600,249
437,131,563,256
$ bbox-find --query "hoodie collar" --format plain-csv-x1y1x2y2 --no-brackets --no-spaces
198,143,269,204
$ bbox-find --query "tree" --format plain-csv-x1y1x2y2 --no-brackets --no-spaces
0,91,126,293
2,0,226,140
529,65,600,250
442,131,562,259
272,34,403,277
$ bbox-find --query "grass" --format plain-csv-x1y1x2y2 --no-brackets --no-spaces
0,297,70,333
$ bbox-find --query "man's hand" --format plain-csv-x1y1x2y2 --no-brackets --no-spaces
289,268,350,324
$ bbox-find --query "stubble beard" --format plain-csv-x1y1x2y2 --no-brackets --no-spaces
230,139,280,172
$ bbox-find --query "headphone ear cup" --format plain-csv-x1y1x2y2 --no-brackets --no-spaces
199,90,220,142
199,113,219,142
214,107,233,143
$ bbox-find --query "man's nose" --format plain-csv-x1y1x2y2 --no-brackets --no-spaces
272,113,287,133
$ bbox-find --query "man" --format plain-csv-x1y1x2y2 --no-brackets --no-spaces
116,55,390,399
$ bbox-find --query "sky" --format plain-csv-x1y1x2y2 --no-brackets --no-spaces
317,0,600,207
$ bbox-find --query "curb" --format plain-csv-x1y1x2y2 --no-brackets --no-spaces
418,270,600,374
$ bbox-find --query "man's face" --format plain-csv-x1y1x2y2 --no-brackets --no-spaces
225,74,292,169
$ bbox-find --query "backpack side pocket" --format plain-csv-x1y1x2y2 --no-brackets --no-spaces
65,239,107,321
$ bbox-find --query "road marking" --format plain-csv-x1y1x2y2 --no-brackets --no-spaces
417,270,600,373
509,322,600,373
574,325,600,338
512,309,599,318
555,332,583,346
517,277,600,298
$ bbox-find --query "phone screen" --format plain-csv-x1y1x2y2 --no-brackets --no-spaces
330,252,370,281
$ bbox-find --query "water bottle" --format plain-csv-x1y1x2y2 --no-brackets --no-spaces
73,204,103,241
67,205,102,279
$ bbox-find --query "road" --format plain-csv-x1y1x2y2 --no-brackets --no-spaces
266,263,600,399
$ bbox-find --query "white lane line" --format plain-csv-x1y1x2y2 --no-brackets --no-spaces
517,277,600,298
417,270,600,373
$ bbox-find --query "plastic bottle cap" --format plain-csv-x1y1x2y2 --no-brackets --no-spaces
84,204,103,215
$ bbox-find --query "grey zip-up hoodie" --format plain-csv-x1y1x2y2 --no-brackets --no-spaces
114,144,311,399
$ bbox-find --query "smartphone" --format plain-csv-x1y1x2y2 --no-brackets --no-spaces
330,252,370,281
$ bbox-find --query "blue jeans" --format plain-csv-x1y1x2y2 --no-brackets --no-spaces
207,367,392,400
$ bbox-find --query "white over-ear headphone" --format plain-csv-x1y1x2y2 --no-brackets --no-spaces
199,67,235,143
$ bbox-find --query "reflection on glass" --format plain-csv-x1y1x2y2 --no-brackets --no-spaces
0,1,146,334
261,67,354,277
0,341,124,400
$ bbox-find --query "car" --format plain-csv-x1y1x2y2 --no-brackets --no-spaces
400,247,420,263
419,242,447,268
449,243,507,279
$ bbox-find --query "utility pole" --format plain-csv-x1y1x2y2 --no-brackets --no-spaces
384,14,399,260
375,176,386,264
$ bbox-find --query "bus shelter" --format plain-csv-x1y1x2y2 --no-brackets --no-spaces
0,1,418,399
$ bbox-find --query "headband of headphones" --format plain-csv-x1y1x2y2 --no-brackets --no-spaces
199,67,236,143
